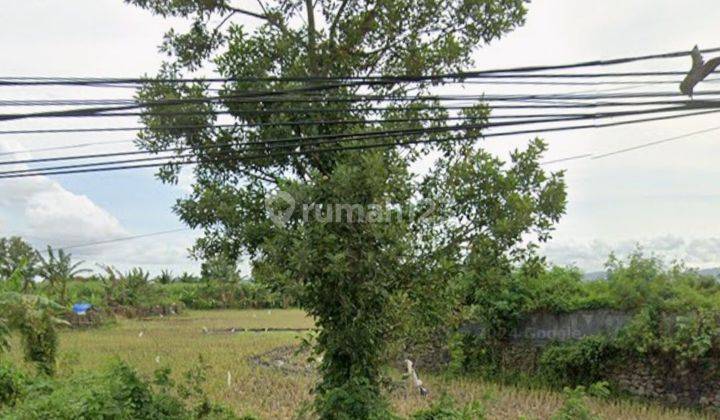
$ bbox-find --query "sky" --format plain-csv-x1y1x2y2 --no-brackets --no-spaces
0,0,719,274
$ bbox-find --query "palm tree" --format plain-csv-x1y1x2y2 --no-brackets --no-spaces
37,246,90,305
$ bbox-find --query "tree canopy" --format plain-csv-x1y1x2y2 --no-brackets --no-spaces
126,0,565,416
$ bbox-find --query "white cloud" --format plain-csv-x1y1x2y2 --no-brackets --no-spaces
25,185,126,243
0,140,125,243
0,141,199,274
543,235,720,272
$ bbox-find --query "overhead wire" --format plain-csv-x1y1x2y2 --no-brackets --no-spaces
4,101,720,170
1,45,718,86
3,107,719,179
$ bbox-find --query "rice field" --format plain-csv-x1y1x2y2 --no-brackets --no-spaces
4,310,710,419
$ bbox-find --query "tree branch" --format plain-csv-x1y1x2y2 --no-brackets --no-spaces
305,0,318,74
224,6,269,21
329,0,350,43
224,2,291,36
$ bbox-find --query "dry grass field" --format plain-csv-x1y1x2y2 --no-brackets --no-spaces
5,310,710,419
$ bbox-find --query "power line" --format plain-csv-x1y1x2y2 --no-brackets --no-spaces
542,125,720,164
1,45,718,86
4,103,720,170
3,107,719,179
0,113,589,137
2,88,720,123
0,139,131,157
0,108,647,137
29,133,720,252
4,76,720,107
5,99,720,122
592,125,720,160
59,228,190,251
3,89,720,108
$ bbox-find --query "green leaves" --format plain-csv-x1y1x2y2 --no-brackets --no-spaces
0,318,8,354
0,289,67,376
37,246,89,305
0,237,40,289
125,0,540,417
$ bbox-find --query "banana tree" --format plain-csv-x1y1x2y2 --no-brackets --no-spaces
37,246,90,305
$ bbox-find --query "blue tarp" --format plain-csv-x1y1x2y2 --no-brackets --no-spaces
72,303,92,315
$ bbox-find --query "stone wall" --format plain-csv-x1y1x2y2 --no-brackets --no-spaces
462,309,720,409
611,357,720,408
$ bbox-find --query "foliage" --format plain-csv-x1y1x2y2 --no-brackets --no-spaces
539,336,617,386
1,360,241,419
64,278,106,306
11,309,697,419
98,265,180,312
411,394,485,419
0,237,40,291
62,276,296,312
1,266,67,376
549,382,608,420
37,246,90,305
156,269,176,284
201,253,241,284
550,385,598,420
617,306,720,363
460,250,720,392
0,362,26,408
162,281,296,310
125,0,556,416
0,292,66,376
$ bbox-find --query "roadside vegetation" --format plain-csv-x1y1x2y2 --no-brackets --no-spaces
2,234,720,418
0,310,709,419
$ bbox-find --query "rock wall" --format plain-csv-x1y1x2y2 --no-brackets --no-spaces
611,357,720,408
462,309,720,409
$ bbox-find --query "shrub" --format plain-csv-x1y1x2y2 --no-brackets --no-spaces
3,361,240,419
161,281,296,310
411,394,485,419
461,250,720,382
617,306,720,363
1,279,66,376
539,336,617,387
0,362,26,407
551,385,597,420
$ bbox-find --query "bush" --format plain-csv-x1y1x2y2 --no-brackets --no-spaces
411,394,485,419
539,336,617,386
552,390,589,420
161,281,296,310
460,250,720,382
0,362,26,408
2,361,240,419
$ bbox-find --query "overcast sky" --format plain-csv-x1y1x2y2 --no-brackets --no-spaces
0,0,719,274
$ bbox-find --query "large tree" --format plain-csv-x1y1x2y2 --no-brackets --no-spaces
126,0,564,416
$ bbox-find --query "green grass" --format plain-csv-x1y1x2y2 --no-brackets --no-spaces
2,310,710,419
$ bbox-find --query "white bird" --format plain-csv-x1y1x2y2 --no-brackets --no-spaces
227,371,232,387
138,331,144,338
680,46,720,98
202,326,209,334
